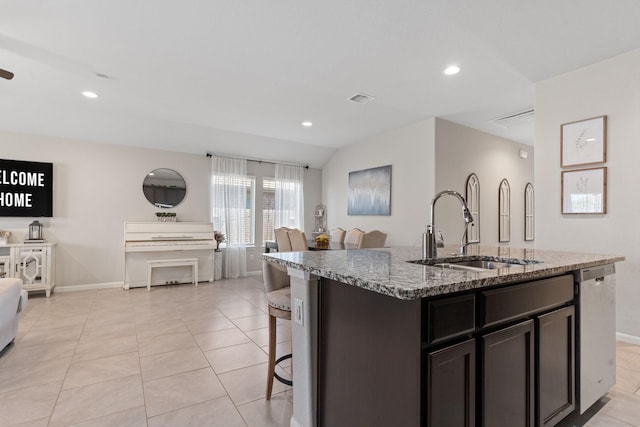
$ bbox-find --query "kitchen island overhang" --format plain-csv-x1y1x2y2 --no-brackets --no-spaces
263,245,624,427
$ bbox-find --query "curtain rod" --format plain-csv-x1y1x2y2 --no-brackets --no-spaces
206,153,309,169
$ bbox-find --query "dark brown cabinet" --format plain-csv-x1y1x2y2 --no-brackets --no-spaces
479,306,576,427
317,274,576,427
538,306,575,427
426,339,476,427
482,320,535,427
479,275,575,427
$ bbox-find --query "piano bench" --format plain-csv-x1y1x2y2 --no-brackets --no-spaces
147,258,199,291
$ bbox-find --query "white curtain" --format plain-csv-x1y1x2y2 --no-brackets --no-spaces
275,164,305,230
210,156,247,279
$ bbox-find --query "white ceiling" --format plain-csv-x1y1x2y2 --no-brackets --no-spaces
1,0,640,168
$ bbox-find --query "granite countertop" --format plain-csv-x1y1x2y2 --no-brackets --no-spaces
262,245,624,300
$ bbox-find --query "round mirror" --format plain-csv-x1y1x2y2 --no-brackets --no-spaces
142,168,186,208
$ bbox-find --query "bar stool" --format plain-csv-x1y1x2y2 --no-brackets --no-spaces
262,260,293,399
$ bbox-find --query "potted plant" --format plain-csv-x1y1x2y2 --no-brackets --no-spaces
214,230,225,251
155,212,177,222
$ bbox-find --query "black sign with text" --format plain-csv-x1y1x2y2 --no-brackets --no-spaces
0,159,53,217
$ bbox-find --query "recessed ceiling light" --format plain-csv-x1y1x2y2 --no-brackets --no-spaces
82,91,98,99
585,138,596,142
301,121,313,127
443,65,460,76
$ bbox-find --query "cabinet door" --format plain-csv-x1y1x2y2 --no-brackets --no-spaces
14,246,46,286
0,246,12,278
538,306,575,427
427,339,476,427
482,320,535,427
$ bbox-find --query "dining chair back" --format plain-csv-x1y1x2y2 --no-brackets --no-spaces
344,228,364,246
288,228,308,252
330,228,346,244
274,227,292,252
358,230,387,248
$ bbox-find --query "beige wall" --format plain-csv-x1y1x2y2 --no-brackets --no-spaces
535,48,640,339
322,118,436,246
0,130,211,288
0,130,322,287
322,117,532,249
435,118,534,248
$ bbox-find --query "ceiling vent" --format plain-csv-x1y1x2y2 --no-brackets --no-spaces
0,67,14,80
490,107,535,127
348,93,375,104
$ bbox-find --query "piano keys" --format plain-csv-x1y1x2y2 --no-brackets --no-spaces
123,221,217,289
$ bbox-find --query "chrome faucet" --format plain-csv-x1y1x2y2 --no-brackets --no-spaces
422,190,474,259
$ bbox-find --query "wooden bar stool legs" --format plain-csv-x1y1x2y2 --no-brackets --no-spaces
266,310,277,399
262,260,293,400
266,305,292,400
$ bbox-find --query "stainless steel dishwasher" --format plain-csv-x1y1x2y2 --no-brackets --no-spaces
574,264,616,414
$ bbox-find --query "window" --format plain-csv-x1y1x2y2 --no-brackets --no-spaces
524,183,534,241
263,174,305,243
465,173,480,243
498,179,510,242
263,177,276,242
275,165,305,230
211,175,255,246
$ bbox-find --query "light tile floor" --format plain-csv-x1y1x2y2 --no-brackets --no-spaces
0,277,639,426
558,341,640,427
0,277,292,427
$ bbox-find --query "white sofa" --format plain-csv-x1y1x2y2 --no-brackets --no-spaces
0,278,28,354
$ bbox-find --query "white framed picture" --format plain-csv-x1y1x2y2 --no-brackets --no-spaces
561,167,607,214
561,116,607,167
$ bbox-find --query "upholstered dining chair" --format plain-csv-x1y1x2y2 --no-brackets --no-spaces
344,228,365,246
358,230,388,248
288,228,308,252
274,227,292,252
330,227,346,244
262,260,292,399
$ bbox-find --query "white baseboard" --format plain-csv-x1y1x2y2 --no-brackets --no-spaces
55,282,123,292
55,278,232,293
616,332,640,345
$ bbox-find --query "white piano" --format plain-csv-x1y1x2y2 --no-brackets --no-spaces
123,221,217,289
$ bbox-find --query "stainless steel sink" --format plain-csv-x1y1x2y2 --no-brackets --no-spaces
408,256,541,271
435,260,522,270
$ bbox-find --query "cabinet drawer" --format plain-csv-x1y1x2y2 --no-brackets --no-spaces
426,293,475,345
481,274,573,328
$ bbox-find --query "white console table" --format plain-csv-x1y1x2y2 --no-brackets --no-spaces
0,243,56,297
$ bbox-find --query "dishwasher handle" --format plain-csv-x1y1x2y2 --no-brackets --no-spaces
577,264,615,282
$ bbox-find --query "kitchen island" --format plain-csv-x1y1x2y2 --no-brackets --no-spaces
263,245,624,427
